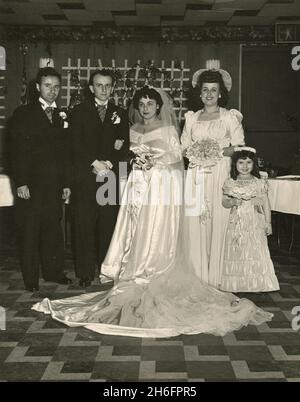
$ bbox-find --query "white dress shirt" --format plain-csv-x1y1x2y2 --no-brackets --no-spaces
39,97,57,110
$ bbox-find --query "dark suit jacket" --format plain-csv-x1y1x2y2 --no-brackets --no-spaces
10,101,70,196
70,99,130,198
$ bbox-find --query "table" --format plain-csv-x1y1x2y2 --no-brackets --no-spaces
268,177,300,215
268,177,300,251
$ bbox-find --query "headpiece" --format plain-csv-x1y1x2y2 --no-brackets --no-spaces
234,146,256,154
192,59,232,92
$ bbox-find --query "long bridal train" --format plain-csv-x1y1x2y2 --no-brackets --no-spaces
32,124,273,338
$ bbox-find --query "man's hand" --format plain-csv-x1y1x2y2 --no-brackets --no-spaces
91,160,109,175
62,188,71,200
17,185,30,200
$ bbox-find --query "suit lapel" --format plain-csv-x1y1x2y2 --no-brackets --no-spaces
90,99,103,125
32,102,52,127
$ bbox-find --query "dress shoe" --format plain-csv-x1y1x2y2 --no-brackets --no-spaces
79,278,91,288
44,275,72,285
25,284,39,292
55,275,72,285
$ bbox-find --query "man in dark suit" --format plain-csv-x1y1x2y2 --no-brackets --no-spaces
70,69,130,288
10,67,72,291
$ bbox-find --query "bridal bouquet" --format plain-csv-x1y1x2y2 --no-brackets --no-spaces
186,138,222,169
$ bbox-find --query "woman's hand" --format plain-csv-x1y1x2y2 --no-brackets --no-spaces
222,146,236,157
134,154,154,170
222,195,242,208
231,198,243,207
265,222,272,236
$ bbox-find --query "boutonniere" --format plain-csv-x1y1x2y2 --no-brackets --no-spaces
111,111,121,125
114,139,124,150
59,111,69,128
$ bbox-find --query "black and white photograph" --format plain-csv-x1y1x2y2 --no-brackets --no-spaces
0,0,300,385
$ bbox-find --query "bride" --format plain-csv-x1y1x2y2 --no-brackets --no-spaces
32,86,272,338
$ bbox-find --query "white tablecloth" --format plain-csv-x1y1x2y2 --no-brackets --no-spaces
0,174,15,207
269,178,300,215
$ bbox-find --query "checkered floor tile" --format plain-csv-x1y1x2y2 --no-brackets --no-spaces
0,238,300,382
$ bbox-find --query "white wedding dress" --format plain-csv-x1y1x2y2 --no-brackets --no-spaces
32,124,273,338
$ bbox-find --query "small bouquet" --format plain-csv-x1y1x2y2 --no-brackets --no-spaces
186,137,222,170
223,179,257,201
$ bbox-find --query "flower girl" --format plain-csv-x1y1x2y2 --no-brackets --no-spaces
219,147,279,293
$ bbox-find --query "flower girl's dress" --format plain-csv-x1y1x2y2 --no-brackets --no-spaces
220,177,280,293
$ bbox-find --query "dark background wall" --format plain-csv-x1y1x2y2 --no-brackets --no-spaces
242,45,300,170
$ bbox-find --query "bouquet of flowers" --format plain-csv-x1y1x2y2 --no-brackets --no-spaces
223,179,258,201
186,137,222,169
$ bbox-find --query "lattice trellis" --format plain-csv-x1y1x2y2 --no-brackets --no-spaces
61,58,190,122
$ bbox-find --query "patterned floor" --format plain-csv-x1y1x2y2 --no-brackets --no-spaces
0,234,300,382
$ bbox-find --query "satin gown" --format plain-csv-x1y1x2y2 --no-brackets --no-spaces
220,177,280,293
32,125,273,338
181,108,245,287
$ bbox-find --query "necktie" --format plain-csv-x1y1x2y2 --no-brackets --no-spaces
96,104,106,123
45,106,54,123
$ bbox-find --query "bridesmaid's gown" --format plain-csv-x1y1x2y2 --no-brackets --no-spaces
181,108,245,287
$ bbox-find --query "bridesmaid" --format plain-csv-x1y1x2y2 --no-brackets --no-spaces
181,68,245,287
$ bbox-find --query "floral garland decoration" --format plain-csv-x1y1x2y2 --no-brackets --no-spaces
2,25,274,44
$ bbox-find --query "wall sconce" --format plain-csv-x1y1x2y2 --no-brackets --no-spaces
39,58,54,68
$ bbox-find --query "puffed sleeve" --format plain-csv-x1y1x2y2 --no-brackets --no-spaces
180,111,195,150
227,109,245,146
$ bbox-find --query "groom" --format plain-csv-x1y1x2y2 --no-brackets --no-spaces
10,67,72,291
70,69,129,287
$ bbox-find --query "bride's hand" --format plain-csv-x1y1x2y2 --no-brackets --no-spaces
134,154,154,170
